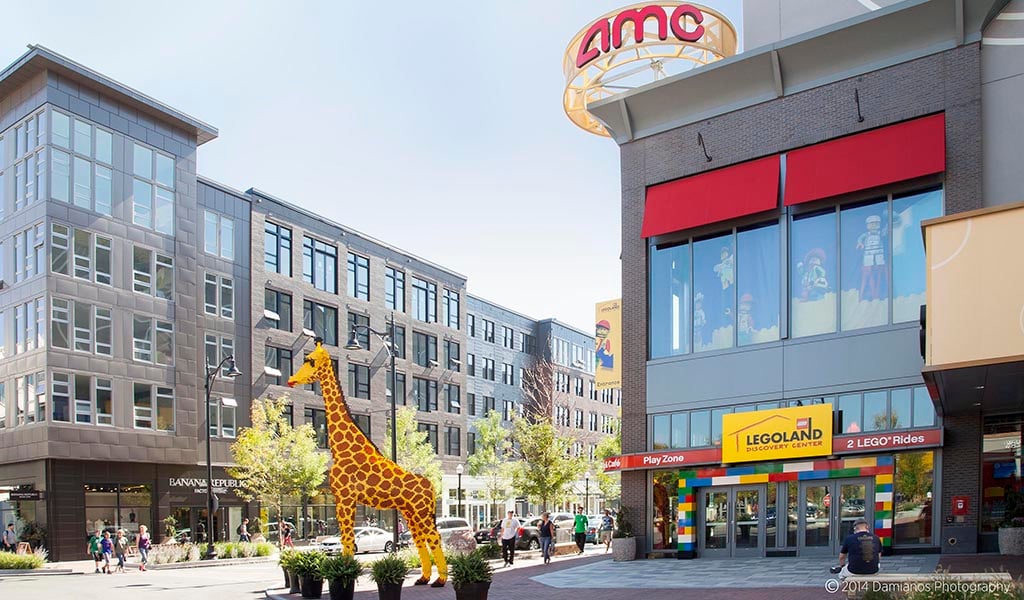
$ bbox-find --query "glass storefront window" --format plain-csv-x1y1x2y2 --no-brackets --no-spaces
737,223,780,346
893,451,934,545
863,391,889,432
766,482,777,548
691,410,710,447
85,483,152,542
912,387,935,428
840,200,889,331
653,415,670,450
791,210,838,338
693,234,734,352
786,481,798,547
711,408,730,447
890,388,912,430
892,189,942,323
838,394,862,433
650,242,691,358
982,417,1023,533
671,413,688,449
652,471,678,550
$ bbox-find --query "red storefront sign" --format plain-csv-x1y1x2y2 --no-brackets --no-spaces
603,427,943,472
575,4,707,68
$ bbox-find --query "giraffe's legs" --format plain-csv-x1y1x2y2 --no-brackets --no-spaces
407,520,432,585
426,527,447,587
336,498,356,556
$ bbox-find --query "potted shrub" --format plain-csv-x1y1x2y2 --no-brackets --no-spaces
279,549,301,593
1000,489,1024,555
293,550,326,599
162,516,178,544
611,505,636,562
448,549,494,600
369,553,409,600
320,553,363,600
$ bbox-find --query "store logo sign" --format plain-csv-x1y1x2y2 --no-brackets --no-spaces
575,3,707,69
723,404,833,464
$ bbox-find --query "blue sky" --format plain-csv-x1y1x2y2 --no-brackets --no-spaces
4,0,743,332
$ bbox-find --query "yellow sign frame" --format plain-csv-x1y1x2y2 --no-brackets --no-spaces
722,404,833,464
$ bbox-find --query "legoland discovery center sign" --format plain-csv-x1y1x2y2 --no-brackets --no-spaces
723,404,833,463
563,2,737,136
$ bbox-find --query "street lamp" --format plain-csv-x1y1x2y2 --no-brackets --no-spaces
203,354,242,560
584,471,591,515
456,464,464,522
345,312,399,552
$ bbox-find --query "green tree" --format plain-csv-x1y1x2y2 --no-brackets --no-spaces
510,414,585,512
229,394,328,545
388,406,443,499
592,417,622,505
894,452,931,509
467,411,513,521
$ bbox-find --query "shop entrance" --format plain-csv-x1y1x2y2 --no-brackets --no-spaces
698,485,765,558
798,478,874,556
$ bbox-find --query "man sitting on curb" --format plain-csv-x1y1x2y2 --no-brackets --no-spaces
836,518,882,580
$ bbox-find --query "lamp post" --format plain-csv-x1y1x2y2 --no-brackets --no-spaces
456,464,464,522
203,354,242,560
345,312,399,552
584,471,591,515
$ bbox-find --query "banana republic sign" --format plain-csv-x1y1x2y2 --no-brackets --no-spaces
722,404,833,464
167,477,241,496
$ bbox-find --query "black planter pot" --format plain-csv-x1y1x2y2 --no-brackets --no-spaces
454,581,491,600
288,569,301,594
328,579,355,600
282,567,290,589
299,575,323,599
377,582,403,600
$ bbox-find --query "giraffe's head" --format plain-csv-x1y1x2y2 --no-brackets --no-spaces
287,341,331,388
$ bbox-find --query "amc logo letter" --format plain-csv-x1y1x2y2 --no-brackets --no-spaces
575,3,706,69
722,404,834,464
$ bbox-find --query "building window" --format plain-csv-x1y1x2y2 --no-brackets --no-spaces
413,332,438,368
302,236,337,293
445,426,461,456
265,289,293,332
49,111,116,217
133,383,174,431
14,297,46,355
13,223,44,283
348,363,371,399
385,267,405,312
209,397,237,439
502,363,514,386
201,210,233,260
442,289,460,329
348,312,370,349
445,384,460,414
466,314,476,337
444,340,460,371
482,320,495,343
412,277,437,322
352,413,371,439
466,353,475,377
204,274,234,319
10,111,47,212
483,396,496,415
346,252,370,301
574,409,584,429
303,301,338,346
133,316,174,365
387,371,407,406
503,400,516,422
589,412,598,432
264,221,292,276
50,299,110,357
50,224,112,286
502,327,514,349
392,325,406,359
574,377,584,397
467,431,476,456
413,378,438,412
482,358,495,381
265,346,292,386
131,246,174,300
204,335,235,379
13,372,45,425
466,393,476,416
130,143,175,235
418,423,439,454
520,332,535,354
305,408,328,449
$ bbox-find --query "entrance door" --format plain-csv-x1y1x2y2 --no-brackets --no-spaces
699,486,766,557
798,479,874,556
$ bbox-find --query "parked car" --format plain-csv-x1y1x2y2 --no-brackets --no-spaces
399,517,472,547
318,527,398,555
173,528,192,543
586,515,605,544
474,520,501,544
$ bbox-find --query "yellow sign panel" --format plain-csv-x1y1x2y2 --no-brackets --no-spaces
595,299,621,390
722,404,833,464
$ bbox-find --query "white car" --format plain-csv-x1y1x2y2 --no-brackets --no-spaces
318,527,397,555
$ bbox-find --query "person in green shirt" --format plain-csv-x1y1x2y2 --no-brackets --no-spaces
87,529,104,573
573,507,589,554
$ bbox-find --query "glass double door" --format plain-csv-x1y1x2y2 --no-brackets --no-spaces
798,478,874,556
700,485,765,557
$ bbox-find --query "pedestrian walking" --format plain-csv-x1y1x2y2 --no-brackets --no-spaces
114,529,129,572
237,517,251,542
3,523,16,552
87,529,104,573
599,509,614,553
281,523,294,548
100,531,114,574
499,510,521,567
538,512,555,565
573,507,588,554
137,524,151,571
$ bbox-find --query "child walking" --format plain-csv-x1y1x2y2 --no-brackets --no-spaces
100,531,114,574
114,529,128,573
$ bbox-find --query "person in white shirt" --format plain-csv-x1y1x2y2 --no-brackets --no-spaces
499,510,521,567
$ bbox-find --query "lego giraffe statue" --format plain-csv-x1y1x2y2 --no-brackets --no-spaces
288,341,447,587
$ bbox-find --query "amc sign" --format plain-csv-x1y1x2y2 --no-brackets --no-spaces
575,3,707,68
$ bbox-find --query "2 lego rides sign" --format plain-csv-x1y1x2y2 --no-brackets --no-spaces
722,404,833,464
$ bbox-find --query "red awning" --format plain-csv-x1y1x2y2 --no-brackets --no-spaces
642,155,780,238
784,113,945,206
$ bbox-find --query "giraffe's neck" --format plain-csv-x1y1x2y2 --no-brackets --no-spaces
315,362,378,459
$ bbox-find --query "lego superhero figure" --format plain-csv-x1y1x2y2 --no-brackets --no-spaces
737,293,754,345
713,246,734,324
797,248,829,300
856,214,885,301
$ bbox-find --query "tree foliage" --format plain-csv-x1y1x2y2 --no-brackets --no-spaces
510,412,585,512
592,417,622,505
467,411,513,515
229,395,328,543
388,406,443,499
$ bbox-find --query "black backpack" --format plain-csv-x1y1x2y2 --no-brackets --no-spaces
236,524,243,535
